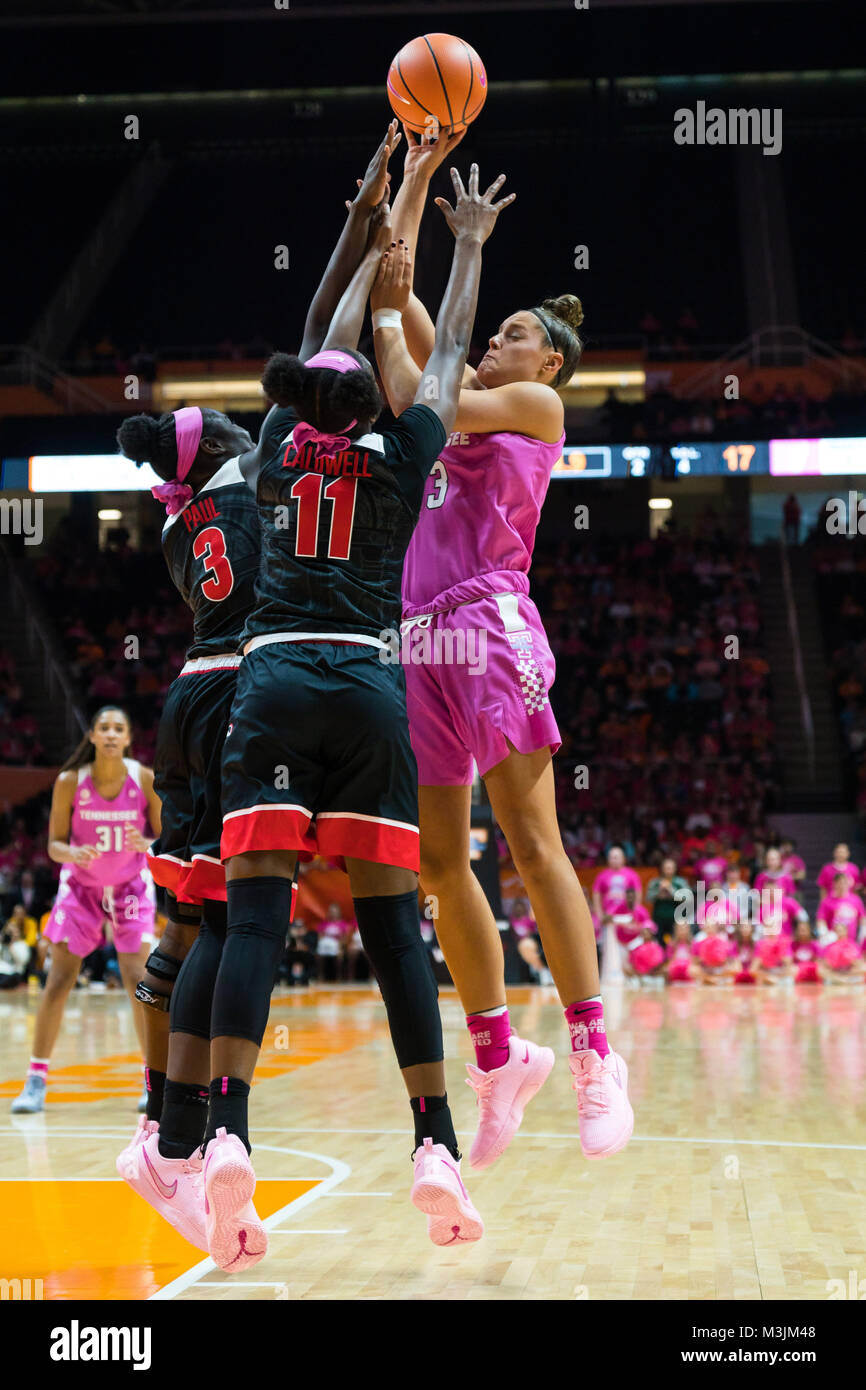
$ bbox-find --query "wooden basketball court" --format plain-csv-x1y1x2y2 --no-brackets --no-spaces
2,981,865,1301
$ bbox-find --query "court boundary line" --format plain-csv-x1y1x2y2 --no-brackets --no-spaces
3,1123,866,1153
149,1143,351,1301
167,1126,866,1153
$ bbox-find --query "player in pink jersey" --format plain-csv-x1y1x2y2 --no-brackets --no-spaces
12,707,161,1113
372,126,633,1167
815,872,866,942
817,843,861,900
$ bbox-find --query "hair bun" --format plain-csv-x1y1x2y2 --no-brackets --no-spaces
116,414,161,464
542,293,584,331
261,352,307,408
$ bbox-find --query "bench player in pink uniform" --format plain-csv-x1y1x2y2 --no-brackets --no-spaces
12,706,161,1113
372,126,633,1168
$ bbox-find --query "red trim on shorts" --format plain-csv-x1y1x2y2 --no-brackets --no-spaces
147,850,188,896
220,805,317,860
316,812,420,873
178,855,227,904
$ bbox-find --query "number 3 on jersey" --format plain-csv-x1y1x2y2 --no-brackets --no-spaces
427,460,448,510
192,526,235,601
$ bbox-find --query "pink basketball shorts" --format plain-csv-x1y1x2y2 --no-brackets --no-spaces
43,869,156,959
402,591,561,786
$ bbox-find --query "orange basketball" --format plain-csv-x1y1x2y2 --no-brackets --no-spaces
387,33,487,136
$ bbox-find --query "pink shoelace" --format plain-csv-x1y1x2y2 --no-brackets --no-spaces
466,1070,497,1115
572,1062,612,1116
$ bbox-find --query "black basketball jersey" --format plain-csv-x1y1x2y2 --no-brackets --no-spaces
243,404,446,644
161,458,262,659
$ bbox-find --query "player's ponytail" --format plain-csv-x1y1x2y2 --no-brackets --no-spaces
530,293,584,388
60,706,132,772
261,351,382,436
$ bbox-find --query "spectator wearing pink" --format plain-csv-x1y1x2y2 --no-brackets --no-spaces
779,838,806,885
592,844,643,918
607,887,653,946
694,838,728,888
666,920,698,982
315,904,355,981
753,847,796,899
728,923,764,985
816,843,860,901
790,921,821,983
509,898,552,985
815,873,866,942
757,891,807,938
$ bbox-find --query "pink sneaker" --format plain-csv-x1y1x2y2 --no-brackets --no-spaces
115,1116,158,1176
118,1129,207,1250
203,1127,268,1272
569,1049,634,1159
411,1137,484,1246
465,1033,555,1170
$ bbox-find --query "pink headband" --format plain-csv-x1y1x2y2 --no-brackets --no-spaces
151,407,203,516
304,349,363,374
292,350,363,459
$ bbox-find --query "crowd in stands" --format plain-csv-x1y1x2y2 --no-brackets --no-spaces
533,527,779,865
499,840,866,988
590,381,866,446
29,530,193,767
0,653,47,764
813,535,866,817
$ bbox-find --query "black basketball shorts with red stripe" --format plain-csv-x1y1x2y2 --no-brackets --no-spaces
148,659,242,903
220,641,420,872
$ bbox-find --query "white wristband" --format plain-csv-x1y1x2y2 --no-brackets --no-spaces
372,309,403,331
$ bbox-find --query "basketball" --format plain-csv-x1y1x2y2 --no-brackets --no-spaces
387,33,487,136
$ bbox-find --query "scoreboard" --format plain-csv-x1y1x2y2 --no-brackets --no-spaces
553,441,768,479
553,437,866,479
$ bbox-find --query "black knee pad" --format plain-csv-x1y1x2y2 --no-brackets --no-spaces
135,943,183,1012
210,878,292,1046
170,899,228,1040
354,890,442,1069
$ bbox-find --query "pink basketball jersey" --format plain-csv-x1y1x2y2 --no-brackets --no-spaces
402,426,566,614
68,759,149,887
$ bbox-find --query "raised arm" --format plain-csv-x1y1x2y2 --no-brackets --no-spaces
298,121,401,362
376,163,514,437
321,205,393,351
239,125,401,489
390,124,470,373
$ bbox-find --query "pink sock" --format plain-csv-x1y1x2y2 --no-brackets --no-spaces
29,1059,49,1080
466,1009,511,1072
565,999,610,1058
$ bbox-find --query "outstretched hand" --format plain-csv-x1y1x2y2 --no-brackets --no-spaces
434,163,515,244
347,119,402,211
370,239,413,315
402,121,467,180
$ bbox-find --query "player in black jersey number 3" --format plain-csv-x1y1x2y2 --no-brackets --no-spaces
207,163,515,1257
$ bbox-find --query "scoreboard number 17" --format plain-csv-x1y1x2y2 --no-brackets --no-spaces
722,444,756,472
